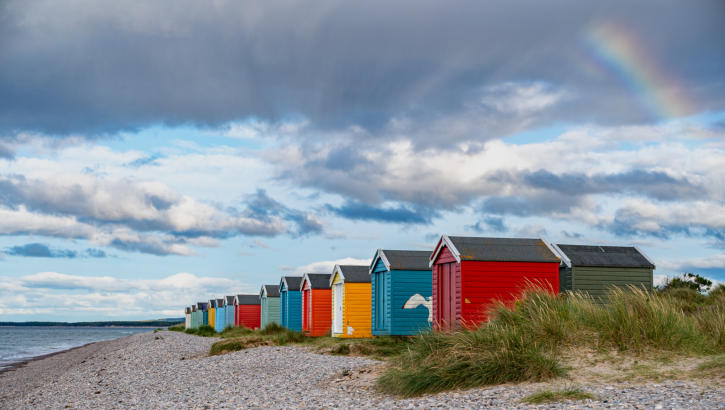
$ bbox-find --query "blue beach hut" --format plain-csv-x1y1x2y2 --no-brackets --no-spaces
279,276,303,331
198,302,209,326
214,298,226,333
370,249,433,335
224,295,236,329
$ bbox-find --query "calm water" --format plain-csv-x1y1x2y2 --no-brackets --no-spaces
0,326,154,370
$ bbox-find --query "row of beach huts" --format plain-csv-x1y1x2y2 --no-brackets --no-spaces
184,235,655,335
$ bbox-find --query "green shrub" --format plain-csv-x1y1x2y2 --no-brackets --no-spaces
167,324,185,332
184,325,216,337
522,387,595,404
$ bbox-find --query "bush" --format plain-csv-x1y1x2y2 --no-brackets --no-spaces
184,325,216,337
167,324,185,332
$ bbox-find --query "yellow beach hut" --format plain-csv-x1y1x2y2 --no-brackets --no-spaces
208,299,217,329
330,264,372,338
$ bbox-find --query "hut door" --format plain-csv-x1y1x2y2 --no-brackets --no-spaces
375,272,387,330
437,263,456,330
280,292,287,326
303,289,311,331
333,283,344,334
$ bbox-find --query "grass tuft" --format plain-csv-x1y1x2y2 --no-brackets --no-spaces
522,387,595,404
184,325,216,337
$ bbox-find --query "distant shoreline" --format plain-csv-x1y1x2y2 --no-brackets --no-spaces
0,342,95,375
0,320,183,328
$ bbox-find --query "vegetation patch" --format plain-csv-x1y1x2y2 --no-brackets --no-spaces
522,387,595,404
695,355,725,378
184,325,216,337
378,284,725,396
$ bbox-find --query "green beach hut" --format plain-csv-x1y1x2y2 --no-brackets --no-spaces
259,285,281,329
552,244,655,297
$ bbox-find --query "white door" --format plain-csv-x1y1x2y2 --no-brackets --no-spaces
334,283,344,334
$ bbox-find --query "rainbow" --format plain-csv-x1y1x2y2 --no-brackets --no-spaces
582,21,694,121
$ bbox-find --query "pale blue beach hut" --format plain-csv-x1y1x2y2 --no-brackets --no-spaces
214,298,226,333
224,295,236,329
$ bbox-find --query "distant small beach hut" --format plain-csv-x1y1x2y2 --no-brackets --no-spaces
279,276,303,331
224,295,236,329
260,285,281,329
214,298,225,333
208,299,217,329
330,265,372,338
551,244,655,296
370,249,433,336
198,302,209,326
185,307,191,329
235,294,261,329
301,273,332,337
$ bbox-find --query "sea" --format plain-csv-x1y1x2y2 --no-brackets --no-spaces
0,326,155,371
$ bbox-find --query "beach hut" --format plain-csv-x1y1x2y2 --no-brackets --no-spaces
430,235,560,330
208,299,217,330
214,298,226,333
330,265,372,338
279,276,303,331
224,295,236,329
198,302,209,326
235,294,261,329
184,307,191,329
301,273,332,337
369,249,433,336
260,285,281,329
551,244,655,296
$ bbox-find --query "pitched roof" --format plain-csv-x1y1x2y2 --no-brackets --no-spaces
332,265,370,285
235,294,260,305
303,273,331,289
208,299,217,308
555,244,655,269
225,295,235,305
216,298,224,307
261,284,280,297
431,235,560,264
280,276,303,291
185,307,191,314
370,249,432,273
197,302,208,310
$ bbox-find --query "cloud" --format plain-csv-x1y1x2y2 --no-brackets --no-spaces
244,189,323,236
1,1,723,138
466,216,507,233
0,272,253,319
325,201,437,224
287,257,372,275
3,243,107,258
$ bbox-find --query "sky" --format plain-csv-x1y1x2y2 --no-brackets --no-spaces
1,0,725,321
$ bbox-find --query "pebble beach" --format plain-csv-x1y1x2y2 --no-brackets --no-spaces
1,331,723,409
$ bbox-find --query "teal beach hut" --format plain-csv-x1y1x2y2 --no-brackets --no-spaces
260,285,281,329
214,298,226,333
224,295,236,329
370,249,433,336
199,302,209,326
279,276,303,331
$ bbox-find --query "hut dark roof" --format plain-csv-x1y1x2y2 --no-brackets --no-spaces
303,273,331,289
335,265,370,283
556,244,655,269
236,294,260,305
208,299,216,308
185,307,191,314
216,298,224,307
225,295,235,305
281,276,303,291
372,249,431,272
197,302,207,310
434,236,559,263
262,284,280,297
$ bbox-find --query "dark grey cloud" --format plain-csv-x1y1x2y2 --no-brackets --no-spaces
481,193,579,217
1,0,723,139
466,216,507,233
4,243,106,258
524,169,704,201
325,201,437,224
244,189,323,236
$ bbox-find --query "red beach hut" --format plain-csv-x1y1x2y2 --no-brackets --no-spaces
234,294,261,329
300,273,332,337
429,235,560,330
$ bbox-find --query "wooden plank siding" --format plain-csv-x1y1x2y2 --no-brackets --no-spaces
303,288,332,337
224,305,235,329
261,296,280,328
280,289,302,331
389,270,432,335
236,304,261,329
214,307,225,333
432,246,461,331
341,283,372,338
570,266,653,298
371,259,391,335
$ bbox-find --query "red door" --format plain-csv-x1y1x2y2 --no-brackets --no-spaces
303,289,311,332
437,263,456,330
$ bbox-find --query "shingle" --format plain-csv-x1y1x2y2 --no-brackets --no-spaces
337,265,370,283
556,244,655,268
235,294,261,305
282,276,303,291
304,273,331,289
446,236,559,263
263,284,280,297
381,250,431,271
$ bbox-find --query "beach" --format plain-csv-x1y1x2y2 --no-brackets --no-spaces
0,331,722,409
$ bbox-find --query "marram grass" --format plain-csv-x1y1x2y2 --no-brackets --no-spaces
378,286,725,396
